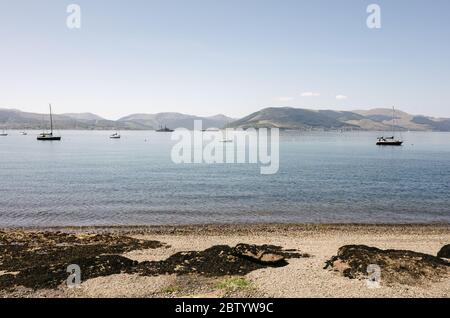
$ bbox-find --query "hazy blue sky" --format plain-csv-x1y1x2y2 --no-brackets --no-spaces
0,0,449,119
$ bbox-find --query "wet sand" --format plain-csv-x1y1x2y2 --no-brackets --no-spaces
1,224,449,298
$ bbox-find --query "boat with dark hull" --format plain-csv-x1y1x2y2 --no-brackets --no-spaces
156,125,174,132
37,104,61,141
110,132,121,139
37,133,61,141
376,136,403,146
376,107,403,146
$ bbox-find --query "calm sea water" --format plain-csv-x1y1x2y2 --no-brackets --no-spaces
0,130,449,226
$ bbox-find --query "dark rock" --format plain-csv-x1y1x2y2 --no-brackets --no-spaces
0,230,165,290
324,245,450,286
137,244,306,277
0,230,308,290
233,243,286,265
437,244,450,259
0,255,137,290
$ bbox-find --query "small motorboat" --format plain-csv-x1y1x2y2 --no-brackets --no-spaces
376,136,403,146
202,128,220,132
20,131,28,135
0,129,7,136
110,132,121,139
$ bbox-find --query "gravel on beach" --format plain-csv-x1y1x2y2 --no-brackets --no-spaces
0,224,449,298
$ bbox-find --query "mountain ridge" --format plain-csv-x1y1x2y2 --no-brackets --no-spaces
0,108,235,130
227,107,450,131
1,107,449,131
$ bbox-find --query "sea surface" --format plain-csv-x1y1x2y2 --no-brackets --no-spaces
0,130,449,226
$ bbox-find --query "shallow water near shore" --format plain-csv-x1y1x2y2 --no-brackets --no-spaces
0,130,449,226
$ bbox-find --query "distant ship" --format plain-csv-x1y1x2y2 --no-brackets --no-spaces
376,106,403,146
110,132,121,139
20,131,27,135
156,125,174,132
37,104,61,141
202,128,220,132
0,129,7,136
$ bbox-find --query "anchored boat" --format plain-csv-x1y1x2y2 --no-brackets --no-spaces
110,132,121,139
376,136,403,146
37,104,61,141
376,107,403,146
156,125,174,132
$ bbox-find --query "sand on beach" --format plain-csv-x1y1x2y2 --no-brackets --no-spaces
1,224,449,298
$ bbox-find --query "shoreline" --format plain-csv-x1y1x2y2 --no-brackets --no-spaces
2,223,449,235
0,128,368,131
1,223,449,298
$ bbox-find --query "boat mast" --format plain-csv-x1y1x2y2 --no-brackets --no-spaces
392,106,395,137
49,103,53,134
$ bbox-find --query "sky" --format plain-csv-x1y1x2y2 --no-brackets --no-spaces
0,0,449,120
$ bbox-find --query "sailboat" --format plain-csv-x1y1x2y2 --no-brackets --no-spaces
0,129,7,136
376,106,403,146
37,104,61,141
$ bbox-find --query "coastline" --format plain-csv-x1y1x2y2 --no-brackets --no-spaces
4,223,449,237
1,224,449,298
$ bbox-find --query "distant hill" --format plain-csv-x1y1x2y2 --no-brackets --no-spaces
0,108,234,130
0,108,120,130
62,113,105,121
228,107,450,131
1,107,449,131
118,112,235,130
411,116,450,131
352,108,450,131
227,107,360,130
